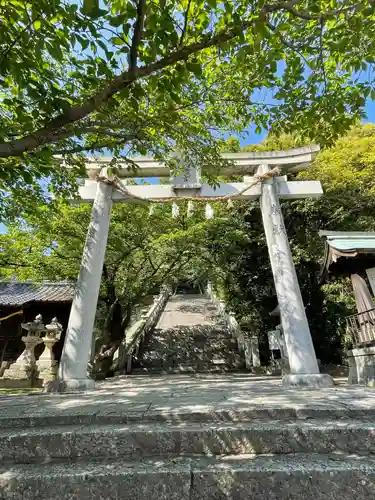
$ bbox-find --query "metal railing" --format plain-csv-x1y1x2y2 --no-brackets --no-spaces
346,308,375,346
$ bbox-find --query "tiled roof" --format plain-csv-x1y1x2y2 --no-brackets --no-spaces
319,231,375,280
0,281,75,306
319,231,375,253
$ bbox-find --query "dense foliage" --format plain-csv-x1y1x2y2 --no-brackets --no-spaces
1,124,375,371
213,124,375,363
0,198,248,374
1,0,375,218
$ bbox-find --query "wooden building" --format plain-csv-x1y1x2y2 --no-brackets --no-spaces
319,231,375,384
0,281,74,366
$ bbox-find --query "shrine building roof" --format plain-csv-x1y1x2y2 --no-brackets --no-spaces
0,281,75,306
319,231,375,281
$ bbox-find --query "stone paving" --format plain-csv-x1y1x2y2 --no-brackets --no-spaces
1,374,375,422
155,294,218,329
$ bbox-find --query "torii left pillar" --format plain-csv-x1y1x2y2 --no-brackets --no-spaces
55,168,113,391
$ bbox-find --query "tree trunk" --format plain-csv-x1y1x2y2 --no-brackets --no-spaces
91,300,132,379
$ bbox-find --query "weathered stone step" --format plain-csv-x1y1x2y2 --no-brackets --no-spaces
144,338,237,350
1,453,375,500
2,405,375,430
151,328,233,336
143,340,238,350
141,348,241,357
134,356,244,368
2,420,375,464
132,365,243,374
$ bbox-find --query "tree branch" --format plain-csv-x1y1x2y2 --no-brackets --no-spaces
76,127,143,139
179,0,192,48
52,138,134,155
0,260,31,268
0,16,265,158
130,0,146,71
86,121,135,130
319,17,327,93
147,253,156,271
52,248,80,262
0,1,365,159
266,21,312,67
265,0,365,21
0,13,42,63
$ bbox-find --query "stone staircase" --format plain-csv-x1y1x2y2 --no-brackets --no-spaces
132,294,245,373
1,401,375,499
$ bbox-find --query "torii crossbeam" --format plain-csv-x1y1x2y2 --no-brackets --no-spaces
57,146,334,391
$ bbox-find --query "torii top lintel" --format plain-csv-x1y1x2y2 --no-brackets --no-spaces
82,145,319,179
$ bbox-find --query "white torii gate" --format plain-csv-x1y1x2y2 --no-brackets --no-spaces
56,146,334,391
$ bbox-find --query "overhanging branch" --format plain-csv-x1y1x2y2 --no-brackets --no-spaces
0,0,366,159
130,0,147,71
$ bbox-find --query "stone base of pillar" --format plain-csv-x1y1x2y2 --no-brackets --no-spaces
0,378,43,389
282,373,334,389
43,377,95,393
0,361,11,377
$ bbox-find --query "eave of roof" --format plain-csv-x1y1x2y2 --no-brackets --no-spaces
319,231,375,280
0,281,75,307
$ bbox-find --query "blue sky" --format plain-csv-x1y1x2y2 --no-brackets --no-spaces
239,98,375,146
364,99,375,126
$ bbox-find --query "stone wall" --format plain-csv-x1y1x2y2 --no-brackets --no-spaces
347,345,375,385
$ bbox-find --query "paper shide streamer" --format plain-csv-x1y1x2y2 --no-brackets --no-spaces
172,202,180,218
205,203,214,219
187,200,194,217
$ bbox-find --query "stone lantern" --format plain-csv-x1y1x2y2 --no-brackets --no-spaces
37,317,62,383
4,315,45,387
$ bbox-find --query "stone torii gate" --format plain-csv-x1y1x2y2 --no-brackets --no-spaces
56,146,334,391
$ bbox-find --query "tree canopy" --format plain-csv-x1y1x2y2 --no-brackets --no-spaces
211,124,375,363
3,124,375,370
1,1,375,218
0,195,248,375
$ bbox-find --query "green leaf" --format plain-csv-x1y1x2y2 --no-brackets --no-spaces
110,37,126,46
109,15,126,27
22,171,34,184
186,62,202,76
78,37,90,51
82,0,99,15
33,20,42,30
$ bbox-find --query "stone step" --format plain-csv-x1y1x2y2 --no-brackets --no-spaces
141,346,240,356
132,361,244,372
1,453,375,500
3,402,375,430
2,404,375,430
2,419,375,464
146,336,236,346
131,366,244,375
140,351,240,361
139,354,242,367
152,326,230,333
145,337,237,347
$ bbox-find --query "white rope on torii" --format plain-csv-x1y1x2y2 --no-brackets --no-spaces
96,165,282,218
96,165,282,203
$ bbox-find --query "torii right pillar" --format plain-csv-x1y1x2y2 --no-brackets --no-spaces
259,165,333,388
